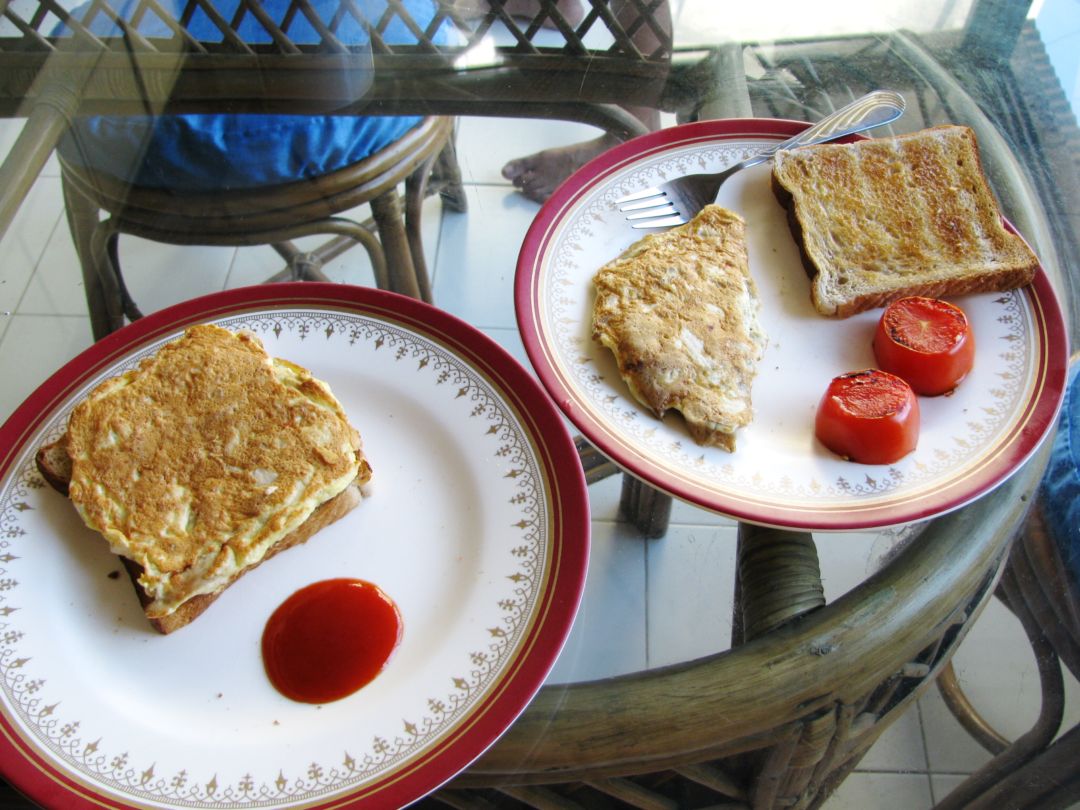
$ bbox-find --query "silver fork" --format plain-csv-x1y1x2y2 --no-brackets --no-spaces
616,90,907,229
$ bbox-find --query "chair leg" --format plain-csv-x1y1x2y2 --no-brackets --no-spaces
269,242,331,282
932,566,1067,810
88,222,142,325
431,128,468,214
62,177,122,341
106,230,143,322
264,219,389,289
936,660,1009,754
404,153,442,304
370,188,422,300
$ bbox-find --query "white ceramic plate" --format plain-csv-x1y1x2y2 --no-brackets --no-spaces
516,119,1069,530
0,283,589,809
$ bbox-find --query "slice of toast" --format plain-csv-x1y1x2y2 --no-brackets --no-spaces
37,438,364,634
592,204,767,451
771,125,1039,318
38,324,371,634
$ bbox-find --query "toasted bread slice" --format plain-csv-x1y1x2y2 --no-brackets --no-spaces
37,324,371,633
592,204,766,451
771,125,1039,318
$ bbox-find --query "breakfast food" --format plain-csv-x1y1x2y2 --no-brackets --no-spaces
873,296,975,395
771,125,1039,318
592,204,767,451
815,369,920,464
36,324,371,634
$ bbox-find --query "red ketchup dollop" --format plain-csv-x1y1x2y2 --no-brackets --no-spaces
262,578,403,704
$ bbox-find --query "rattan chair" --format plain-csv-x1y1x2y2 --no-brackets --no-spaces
933,352,1079,810
50,0,468,341
60,114,462,340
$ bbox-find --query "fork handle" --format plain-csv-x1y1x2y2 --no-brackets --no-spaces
740,90,907,169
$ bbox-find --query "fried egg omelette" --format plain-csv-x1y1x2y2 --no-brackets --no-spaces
592,204,767,451
61,324,370,628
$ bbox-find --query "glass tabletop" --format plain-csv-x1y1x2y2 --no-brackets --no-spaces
0,2,1076,808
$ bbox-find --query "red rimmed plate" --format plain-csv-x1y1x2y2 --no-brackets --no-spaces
0,283,589,809
516,118,1069,530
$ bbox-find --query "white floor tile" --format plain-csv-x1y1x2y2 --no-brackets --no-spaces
815,530,891,603
0,314,93,423
856,704,930,773
822,771,934,809
116,236,234,317
669,498,741,527
0,117,24,158
17,204,86,316
646,522,738,666
581,473,625,524
432,184,538,329
0,175,64,314
545,519,647,685
0,117,59,179
929,773,970,805
226,231,379,291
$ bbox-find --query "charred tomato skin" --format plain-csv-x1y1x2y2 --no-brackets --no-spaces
873,296,975,396
815,369,920,465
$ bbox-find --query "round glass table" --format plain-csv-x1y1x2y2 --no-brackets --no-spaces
0,2,1076,808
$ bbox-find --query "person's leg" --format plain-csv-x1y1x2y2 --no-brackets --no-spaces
501,0,671,202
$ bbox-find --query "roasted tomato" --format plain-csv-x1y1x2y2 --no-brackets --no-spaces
873,296,975,396
815,369,920,464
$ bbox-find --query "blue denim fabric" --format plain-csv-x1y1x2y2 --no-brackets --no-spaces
56,0,449,191
1041,359,1079,591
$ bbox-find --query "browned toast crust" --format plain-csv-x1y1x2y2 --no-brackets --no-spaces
35,438,72,496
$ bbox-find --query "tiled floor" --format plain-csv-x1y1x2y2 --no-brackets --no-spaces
1,113,1077,808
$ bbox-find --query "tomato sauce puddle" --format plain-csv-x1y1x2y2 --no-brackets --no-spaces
262,578,402,704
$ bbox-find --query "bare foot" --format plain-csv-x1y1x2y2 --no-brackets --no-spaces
501,134,617,203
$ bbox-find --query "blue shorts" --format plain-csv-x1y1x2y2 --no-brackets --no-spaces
57,0,451,191
1041,359,1079,592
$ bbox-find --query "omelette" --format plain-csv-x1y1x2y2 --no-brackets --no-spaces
63,324,370,623
592,204,766,451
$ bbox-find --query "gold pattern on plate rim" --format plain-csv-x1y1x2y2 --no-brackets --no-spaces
0,311,550,807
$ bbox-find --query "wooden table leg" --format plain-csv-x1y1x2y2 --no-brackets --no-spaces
574,436,673,538
618,475,673,539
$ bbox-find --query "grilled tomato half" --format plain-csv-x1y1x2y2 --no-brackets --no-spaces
873,296,975,396
815,369,920,464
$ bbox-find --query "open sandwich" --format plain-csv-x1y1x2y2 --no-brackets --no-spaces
37,324,372,634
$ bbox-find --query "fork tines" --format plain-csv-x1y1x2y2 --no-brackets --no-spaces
615,186,664,204
615,188,687,228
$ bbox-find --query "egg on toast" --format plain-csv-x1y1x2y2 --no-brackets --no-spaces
38,324,371,633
